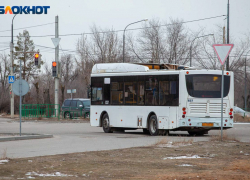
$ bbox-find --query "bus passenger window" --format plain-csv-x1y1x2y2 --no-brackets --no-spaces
159,81,170,105
145,77,158,105
92,87,103,101
91,77,103,105
111,82,124,105
137,81,144,105
125,82,137,105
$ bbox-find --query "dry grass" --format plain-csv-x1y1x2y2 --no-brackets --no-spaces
234,114,250,123
171,138,193,146
210,131,239,142
154,137,193,147
154,137,169,146
0,141,250,179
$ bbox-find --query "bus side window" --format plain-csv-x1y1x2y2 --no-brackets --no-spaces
145,77,158,105
111,77,124,105
159,81,170,105
92,87,103,101
124,76,137,105
91,77,103,105
158,75,179,106
137,81,144,105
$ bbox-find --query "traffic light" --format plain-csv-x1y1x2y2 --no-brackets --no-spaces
52,61,57,77
34,53,39,66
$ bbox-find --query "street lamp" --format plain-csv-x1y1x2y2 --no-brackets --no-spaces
10,14,17,118
189,34,214,67
123,19,148,63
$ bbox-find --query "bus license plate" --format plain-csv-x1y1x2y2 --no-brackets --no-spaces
202,123,213,127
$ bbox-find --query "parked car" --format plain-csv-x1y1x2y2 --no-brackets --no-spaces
61,98,90,118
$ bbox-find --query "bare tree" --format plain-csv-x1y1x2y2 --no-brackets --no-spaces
164,18,190,64
128,18,190,65
0,53,11,112
90,25,122,63
59,54,78,103
136,19,164,63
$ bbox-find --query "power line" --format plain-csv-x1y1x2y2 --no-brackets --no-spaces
35,44,77,53
0,22,54,33
0,15,225,38
0,48,10,51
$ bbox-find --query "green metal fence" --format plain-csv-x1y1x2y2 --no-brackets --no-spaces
22,104,90,120
22,104,60,120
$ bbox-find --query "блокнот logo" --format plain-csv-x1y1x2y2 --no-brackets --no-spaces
0,6,50,14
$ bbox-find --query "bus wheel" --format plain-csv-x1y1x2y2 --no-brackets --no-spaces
102,113,113,133
148,115,159,136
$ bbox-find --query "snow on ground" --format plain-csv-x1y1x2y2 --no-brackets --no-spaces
25,171,77,177
163,155,201,160
158,141,193,148
0,159,9,164
178,164,194,166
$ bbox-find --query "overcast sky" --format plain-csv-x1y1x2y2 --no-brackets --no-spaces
1,0,250,64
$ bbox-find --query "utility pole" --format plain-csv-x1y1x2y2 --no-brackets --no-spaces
245,57,247,110
55,16,59,116
223,27,226,44
226,0,230,71
10,15,17,118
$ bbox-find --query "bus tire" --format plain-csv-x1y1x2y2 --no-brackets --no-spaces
148,115,159,136
102,113,113,133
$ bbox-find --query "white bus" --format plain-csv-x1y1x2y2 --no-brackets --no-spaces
90,63,234,136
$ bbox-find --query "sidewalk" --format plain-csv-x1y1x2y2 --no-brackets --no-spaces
0,133,53,142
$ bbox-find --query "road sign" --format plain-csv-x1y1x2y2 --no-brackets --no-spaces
212,44,234,141
12,79,29,96
51,38,61,48
212,44,234,65
67,89,76,93
8,76,15,83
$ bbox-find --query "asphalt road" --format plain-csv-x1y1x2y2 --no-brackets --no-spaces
0,117,249,159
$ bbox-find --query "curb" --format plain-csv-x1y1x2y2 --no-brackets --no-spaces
0,133,53,142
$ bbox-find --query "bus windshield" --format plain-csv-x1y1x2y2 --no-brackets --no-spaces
186,74,230,98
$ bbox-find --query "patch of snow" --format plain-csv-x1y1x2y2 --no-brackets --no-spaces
163,155,201,160
245,153,249,156
27,176,35,179
158,141,192,148
178,164,194,166
28,160,33,162
26,171,76,177
0,159,9,164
